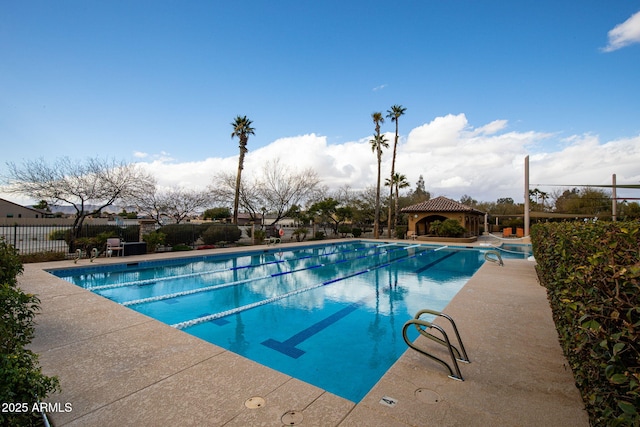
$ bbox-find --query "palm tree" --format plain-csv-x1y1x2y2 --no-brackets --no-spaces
371,112,388,238
386,104,406,237
385,173,410,234
230,115,255,225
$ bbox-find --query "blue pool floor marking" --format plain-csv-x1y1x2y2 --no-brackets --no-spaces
261,303,362,358
413,251,459,274
259,246,435,359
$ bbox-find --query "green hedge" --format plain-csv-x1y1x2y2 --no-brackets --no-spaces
430,219,465,237
201,225,242,245
1,238,60,426
159,223,209,247
531,222,640,426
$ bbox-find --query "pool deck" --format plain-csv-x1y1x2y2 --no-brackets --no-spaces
19,239,589,426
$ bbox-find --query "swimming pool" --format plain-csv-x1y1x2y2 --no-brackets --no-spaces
499,243,533,257
50,241,494,402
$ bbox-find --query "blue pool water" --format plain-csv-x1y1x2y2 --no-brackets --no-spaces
49,241,519,402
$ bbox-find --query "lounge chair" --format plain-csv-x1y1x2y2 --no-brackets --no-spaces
106,238,124,257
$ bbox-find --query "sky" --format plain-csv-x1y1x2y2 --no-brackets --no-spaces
1,1,640,207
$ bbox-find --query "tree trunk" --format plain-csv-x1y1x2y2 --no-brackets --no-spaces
388,119,400,238
394,182,400,232
233,141,247,225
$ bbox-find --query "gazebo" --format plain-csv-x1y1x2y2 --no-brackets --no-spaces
401,196,485,239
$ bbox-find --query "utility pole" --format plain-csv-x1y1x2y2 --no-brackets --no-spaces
524,156,530,236
612,174,617,222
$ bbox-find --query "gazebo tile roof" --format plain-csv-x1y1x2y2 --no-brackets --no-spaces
401,196,485,214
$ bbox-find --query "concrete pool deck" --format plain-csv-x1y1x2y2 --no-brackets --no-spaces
19,240,589,426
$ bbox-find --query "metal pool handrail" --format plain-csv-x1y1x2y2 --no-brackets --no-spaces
402,309,470,381
484,250,504,266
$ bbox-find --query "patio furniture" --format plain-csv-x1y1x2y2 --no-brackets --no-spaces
106,238,124,257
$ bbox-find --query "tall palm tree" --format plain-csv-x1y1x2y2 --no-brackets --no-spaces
371,112,388,238
230,115,255,225
386,104,406,237
385,173,410,233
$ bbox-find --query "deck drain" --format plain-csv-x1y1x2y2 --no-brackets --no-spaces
281,410,303,425
415,388,441,404
244,397,265,409
379,396,398,407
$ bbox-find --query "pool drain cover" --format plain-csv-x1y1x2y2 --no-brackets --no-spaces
281,410,303,425
244,397,265,409
415,388,441,404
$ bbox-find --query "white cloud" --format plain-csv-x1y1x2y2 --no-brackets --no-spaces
405,114,469,152
602,10,640,52
397,114,553,201
108,117,640,205
4,115,639,206
528,134,640,191
473,119,508,136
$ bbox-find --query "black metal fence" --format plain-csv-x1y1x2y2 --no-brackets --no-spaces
0,224,139,255
0,223,249,255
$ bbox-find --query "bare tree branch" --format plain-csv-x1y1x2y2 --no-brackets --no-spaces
4,157,155,237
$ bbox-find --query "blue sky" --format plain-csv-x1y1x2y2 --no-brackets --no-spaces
2,1,640,205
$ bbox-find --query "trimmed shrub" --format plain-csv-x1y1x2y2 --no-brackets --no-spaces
160,224,203,247
19,251,66,263
395,225,407,239
171,244,193,251
337,225,352,237
291,228,307,242
430,219,465,237
253,229,266,243
531,221,640,426
0,238,60,426
142,231,165,253
201,225,242,245
0,238,23,285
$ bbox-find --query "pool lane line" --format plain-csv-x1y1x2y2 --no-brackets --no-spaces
86,242,392,291
92,242,418,294
171,245,445,330
121,263,322,307
171,261,376,330
86,258,287,291
120,244,422,306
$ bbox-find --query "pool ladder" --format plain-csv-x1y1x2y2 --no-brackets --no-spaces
484,250,504,266
402,309,470,381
